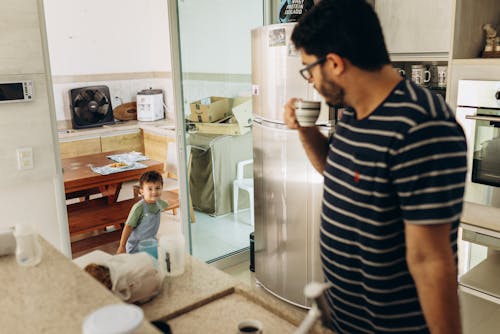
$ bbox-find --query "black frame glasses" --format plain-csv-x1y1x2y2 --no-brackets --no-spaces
299,57,326,80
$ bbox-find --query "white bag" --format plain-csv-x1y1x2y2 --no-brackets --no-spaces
102,253,165,304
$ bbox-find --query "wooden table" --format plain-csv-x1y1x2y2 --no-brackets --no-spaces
63,150,164,204
62,151,163,254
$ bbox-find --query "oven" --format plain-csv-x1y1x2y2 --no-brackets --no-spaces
456,80,500,209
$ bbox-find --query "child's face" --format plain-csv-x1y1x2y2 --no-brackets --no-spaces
140,181,163,203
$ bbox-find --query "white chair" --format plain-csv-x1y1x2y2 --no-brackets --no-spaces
233,159,254,225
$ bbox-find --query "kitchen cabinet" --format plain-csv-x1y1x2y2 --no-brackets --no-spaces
447,0,500,109
459,202,500,333
143,130,176,177
375,0,452,59
100,131,143,153
59,137,101,159
59,129,143,159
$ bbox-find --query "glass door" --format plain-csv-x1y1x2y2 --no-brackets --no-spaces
168,0,264,263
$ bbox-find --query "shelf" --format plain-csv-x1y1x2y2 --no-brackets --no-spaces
459,288,500,334
459,252,500,300
390,53,449,62
452,58,500,66
462,202,500,234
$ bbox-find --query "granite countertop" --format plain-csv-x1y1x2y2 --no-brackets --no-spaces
57,118,176,140
1,238,334,333
0,238,159,334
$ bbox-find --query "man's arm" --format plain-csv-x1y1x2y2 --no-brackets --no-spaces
405,223,462,334
284,98,329,174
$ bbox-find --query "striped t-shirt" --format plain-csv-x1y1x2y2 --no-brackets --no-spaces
321,79,467,333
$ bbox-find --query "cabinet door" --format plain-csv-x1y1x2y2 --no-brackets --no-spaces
59,138,101,159
375,0,452,54
143,132,176,172
100,131,143,153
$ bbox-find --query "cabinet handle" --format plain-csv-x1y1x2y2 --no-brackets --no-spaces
465,115,500,122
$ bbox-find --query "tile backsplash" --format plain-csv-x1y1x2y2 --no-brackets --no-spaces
51,77,175,121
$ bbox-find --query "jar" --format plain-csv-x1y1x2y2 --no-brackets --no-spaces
13,224,42,267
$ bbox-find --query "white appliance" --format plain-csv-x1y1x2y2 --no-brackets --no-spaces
455,80,500,333
137,89,164,121
252,23,331,308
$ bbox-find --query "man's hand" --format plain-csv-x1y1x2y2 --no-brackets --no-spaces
284,98,300,129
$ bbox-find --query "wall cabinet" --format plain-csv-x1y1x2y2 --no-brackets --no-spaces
375,0,452,58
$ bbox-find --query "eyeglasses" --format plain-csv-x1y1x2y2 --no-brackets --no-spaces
299,57,326,80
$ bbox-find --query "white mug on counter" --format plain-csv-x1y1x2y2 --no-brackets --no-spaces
411,64,431,86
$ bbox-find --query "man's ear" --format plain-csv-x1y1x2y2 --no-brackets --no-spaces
325,53,345,76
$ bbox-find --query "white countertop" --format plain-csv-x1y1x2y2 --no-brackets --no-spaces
57,119,176,141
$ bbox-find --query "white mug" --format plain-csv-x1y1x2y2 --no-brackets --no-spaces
393,67,405,77
411,65,431,86
238,319,263,334
437,65,447,88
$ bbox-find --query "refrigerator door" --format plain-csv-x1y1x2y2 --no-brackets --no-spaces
251,23,314,123
253,119,325,307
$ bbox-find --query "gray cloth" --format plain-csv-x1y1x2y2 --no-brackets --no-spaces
188,132,253,216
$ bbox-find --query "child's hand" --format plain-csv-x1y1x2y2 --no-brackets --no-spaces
116,246,126,254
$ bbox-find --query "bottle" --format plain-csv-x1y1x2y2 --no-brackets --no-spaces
158,232,185,276
13,224,42,267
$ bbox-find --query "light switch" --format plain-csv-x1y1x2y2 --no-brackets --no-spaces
16,147,33,170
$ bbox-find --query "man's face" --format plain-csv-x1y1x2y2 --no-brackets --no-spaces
301,52,345,107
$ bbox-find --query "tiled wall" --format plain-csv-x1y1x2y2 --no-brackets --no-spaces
52,76,175,122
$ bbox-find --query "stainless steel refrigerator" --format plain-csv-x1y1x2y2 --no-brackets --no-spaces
251,23,332,308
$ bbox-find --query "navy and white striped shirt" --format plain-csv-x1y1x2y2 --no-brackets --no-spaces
321,80,467,333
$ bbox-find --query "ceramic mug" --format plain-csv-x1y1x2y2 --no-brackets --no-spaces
437,65,448,88
393,67,406,78
411,65,431,86
238,319,263,334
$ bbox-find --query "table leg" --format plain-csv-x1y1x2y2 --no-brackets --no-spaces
99,183,123,204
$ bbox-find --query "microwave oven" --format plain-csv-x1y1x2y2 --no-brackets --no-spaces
0,80,33,104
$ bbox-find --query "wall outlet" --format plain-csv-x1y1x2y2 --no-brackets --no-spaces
16,147,33,170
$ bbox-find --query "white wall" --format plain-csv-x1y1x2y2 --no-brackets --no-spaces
0,0,67,253
43,0,171,75
178,0,263,74
43,0,174,121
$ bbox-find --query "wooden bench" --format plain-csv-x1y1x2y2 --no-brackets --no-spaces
68,190,181,255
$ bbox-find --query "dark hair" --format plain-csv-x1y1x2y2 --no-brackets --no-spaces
139,170,163,187
291,0,390,70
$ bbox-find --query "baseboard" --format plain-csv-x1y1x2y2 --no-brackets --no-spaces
208,248,250,270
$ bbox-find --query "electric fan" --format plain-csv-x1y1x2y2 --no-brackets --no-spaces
69,85,115,129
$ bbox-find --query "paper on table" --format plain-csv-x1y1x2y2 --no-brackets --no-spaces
106,152,149,163
90,162,147,175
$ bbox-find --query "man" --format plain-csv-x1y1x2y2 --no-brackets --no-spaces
284,1,466,333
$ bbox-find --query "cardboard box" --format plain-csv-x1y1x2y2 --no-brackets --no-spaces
193,97,252,136
188,96,232,123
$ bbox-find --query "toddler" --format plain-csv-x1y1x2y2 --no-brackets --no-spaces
117,170,168,254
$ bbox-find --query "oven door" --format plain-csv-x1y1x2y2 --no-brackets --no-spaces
457,107,500,208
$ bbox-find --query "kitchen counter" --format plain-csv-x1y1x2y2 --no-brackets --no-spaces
0,238,159,334
1,238,333,334
57,118,176,141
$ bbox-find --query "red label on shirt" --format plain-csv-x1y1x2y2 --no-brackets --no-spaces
354,171,360,183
